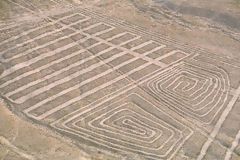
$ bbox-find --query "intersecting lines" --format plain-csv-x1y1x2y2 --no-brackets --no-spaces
51,93,192,160
0,5,196,159
145,60,230,124
0,7,192,122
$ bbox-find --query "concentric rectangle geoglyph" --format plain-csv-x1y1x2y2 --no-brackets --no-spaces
1,3,240,160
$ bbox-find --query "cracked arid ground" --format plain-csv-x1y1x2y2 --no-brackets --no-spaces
0,0,240,160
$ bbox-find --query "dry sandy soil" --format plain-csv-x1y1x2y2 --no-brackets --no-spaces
0,0,240,160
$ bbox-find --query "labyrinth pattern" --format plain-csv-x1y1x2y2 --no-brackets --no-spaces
144,60,230,124
1,2,240,160
52,91,192,160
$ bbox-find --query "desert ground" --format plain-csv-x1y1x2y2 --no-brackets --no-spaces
0,0,240,160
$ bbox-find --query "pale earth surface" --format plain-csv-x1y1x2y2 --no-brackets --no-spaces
0,0,240,160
